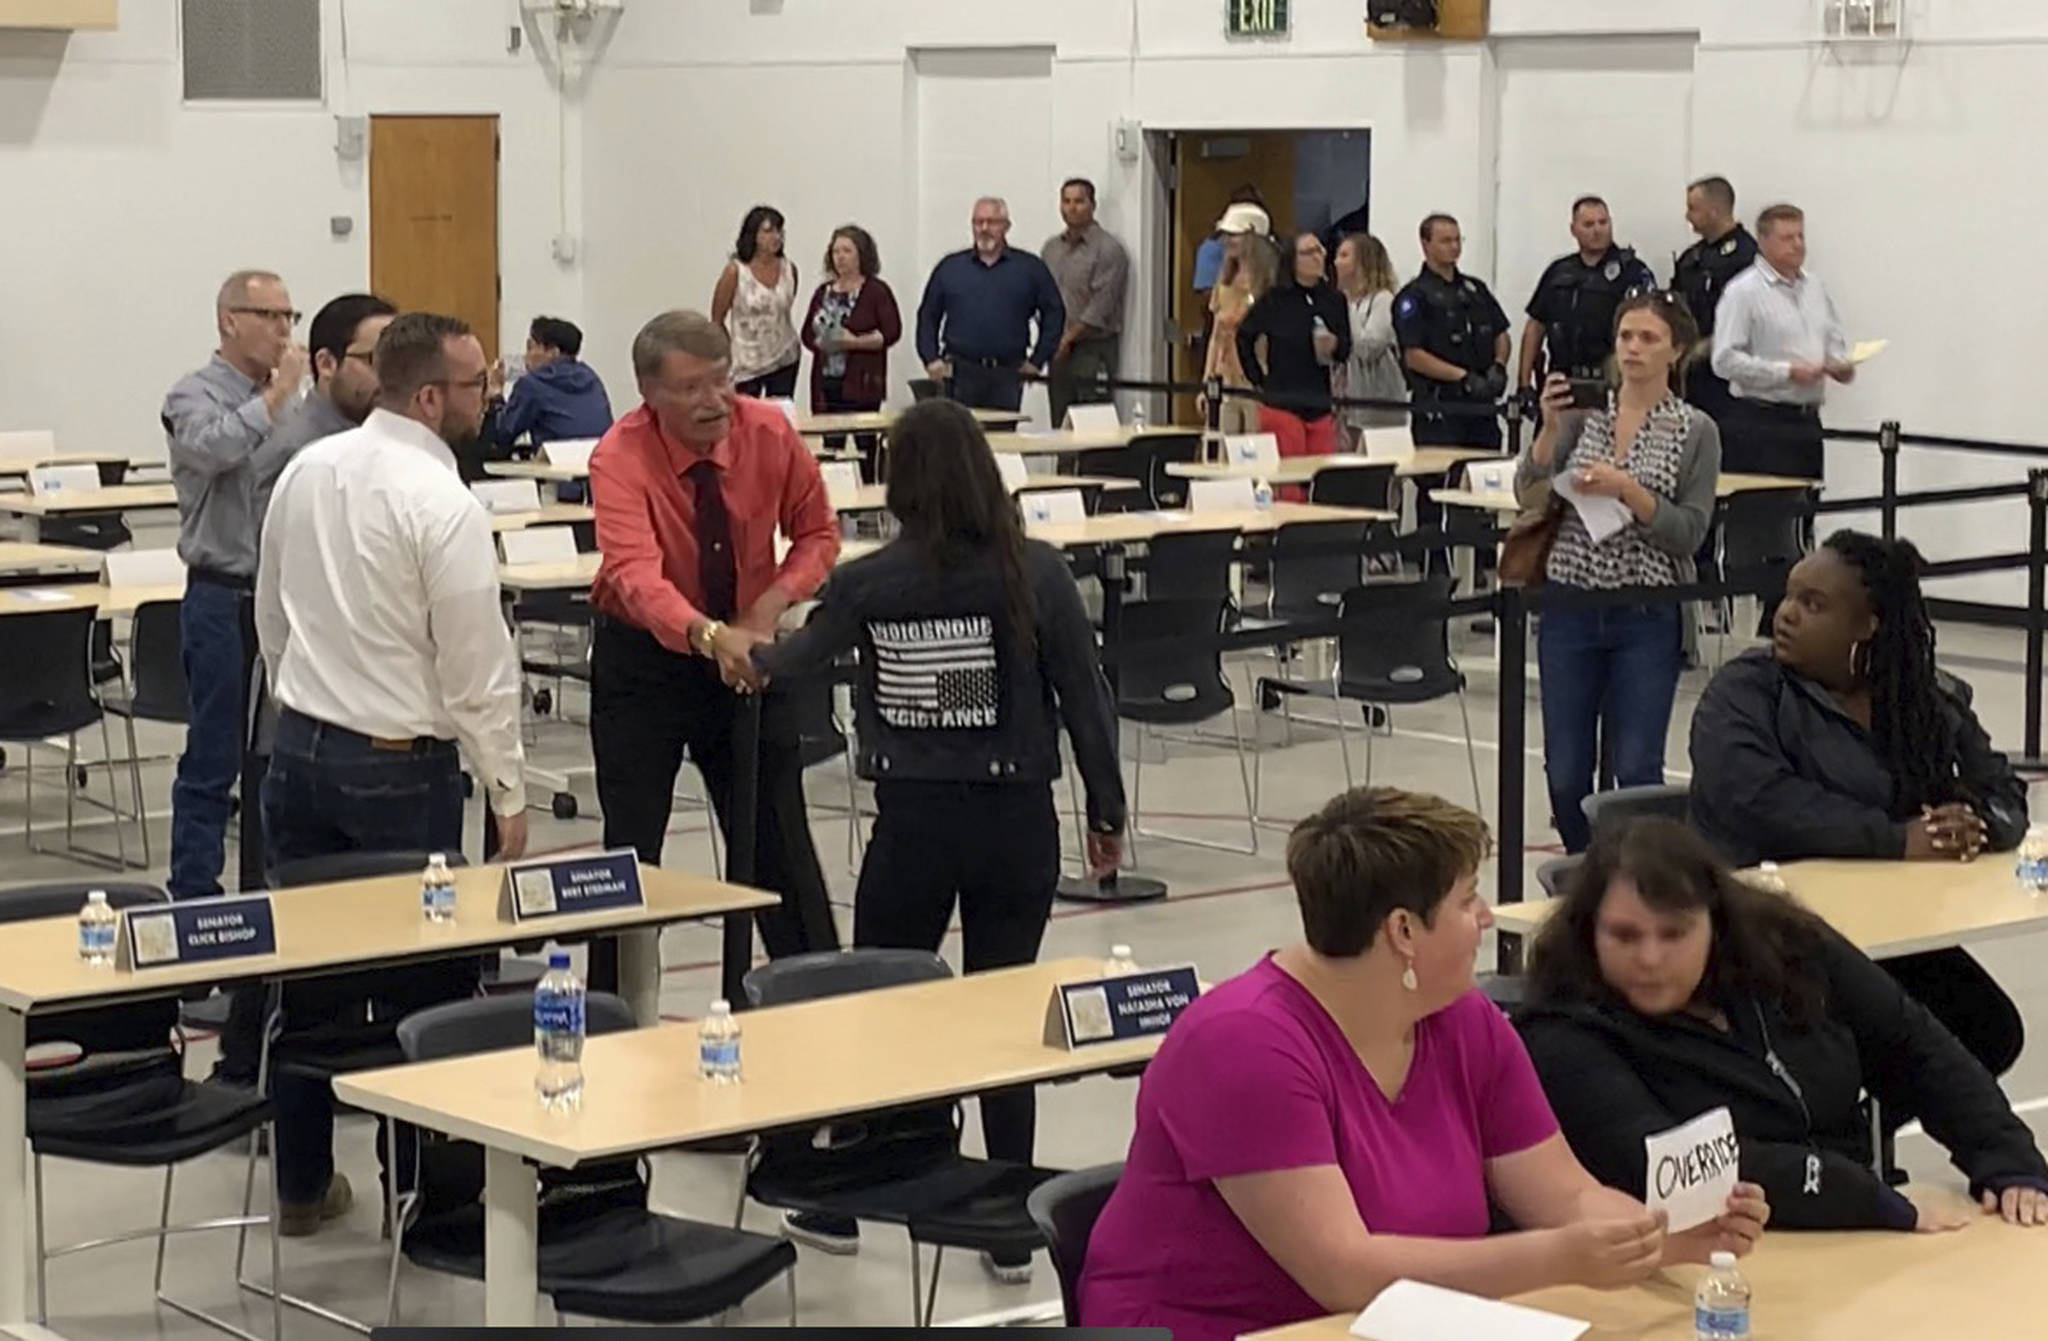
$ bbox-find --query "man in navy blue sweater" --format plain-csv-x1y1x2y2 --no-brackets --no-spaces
474,316,615,485
916,197,1064,412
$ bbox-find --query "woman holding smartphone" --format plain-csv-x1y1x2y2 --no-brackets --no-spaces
1516,292,1721,853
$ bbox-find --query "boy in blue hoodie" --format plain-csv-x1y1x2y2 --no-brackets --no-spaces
475,316,615,491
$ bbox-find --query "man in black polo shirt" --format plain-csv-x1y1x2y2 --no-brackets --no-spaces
915,196,1065,411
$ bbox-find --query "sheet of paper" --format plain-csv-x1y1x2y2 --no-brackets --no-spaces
1644,1105,1740,1233
1351,1280,1589,1341
1550,470,1634,546
11,588,71,604
1851,338,1889,364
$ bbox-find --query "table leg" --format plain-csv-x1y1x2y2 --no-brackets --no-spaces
616,927,662,1025
482,1146,539,1327
0,1009,26,1329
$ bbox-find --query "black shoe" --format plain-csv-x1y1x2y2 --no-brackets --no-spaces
982,1249,1033,1284
781,1211,860,1255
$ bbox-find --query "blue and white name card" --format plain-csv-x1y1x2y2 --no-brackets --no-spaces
499,847,645,923
1044,965,1200,1049
118,894,278,972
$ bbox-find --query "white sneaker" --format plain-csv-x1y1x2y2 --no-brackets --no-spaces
980,1250,1033,1285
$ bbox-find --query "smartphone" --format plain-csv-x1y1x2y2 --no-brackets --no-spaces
1567,377,1607,410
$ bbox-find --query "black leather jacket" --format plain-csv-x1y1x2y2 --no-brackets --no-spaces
755,538,1125,831
1689,649,2028,867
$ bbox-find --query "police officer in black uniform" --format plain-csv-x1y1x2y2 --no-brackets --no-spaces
1393,213,1512,449
1517,195,1656,398
1671,175,1758,425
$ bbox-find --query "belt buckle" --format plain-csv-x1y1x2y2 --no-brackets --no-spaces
369,736,414,752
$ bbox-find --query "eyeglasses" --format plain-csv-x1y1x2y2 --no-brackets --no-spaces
341,350,376,366
432,373,492,393
229,306,303,326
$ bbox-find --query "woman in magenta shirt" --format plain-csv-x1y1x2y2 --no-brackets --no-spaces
1078,787,1771,1341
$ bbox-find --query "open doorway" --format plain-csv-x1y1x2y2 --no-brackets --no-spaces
1160,128,1372,424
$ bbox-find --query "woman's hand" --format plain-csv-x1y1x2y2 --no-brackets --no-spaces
1983,1184,2048,1227
1549,1210,1667,1289
1925,803,1988,861
1907,1190,1973,1233
1573,461,1634,499
1664,1184,1770,1264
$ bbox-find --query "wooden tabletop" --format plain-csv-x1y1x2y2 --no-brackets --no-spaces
833,477,1139,513
1433,471,1818,514
0,483,177,516
1493,857,2048,959
0,453,138,477
0,863,772,1015
489,503,595,532
1250,1201,2038,1341
0,542,103,576
986,426,1191,455
795,407,1027,436
485,461,588,483
1172,448,1508,483
1027,502,1393,549
334,956,1161,1169
498,538,886,593
0,578,185,618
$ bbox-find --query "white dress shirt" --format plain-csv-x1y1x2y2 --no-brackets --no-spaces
1710,257,1849,407
257,408,526,816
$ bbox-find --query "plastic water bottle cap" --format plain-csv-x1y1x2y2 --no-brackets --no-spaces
1709,1250,1736,1270
87,890,108,904
1110,945,1132,960
547,951,571,969
710,998,732,1016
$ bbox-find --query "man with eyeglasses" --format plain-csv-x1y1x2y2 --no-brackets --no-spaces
160,270,310,929
256,312,528,1234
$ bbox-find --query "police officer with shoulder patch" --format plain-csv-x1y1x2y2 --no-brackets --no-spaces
1517,195,1656,399
1393,213,1512,449
1671,175,1758,426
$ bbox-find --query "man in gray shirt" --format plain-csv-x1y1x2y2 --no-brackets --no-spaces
1042,177,1131,427
159,269,307,915
263,292,399,505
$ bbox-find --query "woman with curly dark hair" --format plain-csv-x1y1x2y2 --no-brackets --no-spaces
711,204,800,398
1688,529,2030,1081
1521,818,2048,1233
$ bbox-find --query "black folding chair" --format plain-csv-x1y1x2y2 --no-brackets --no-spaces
1024,1164,1121,1326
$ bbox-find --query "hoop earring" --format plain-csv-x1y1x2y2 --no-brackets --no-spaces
1848,639,1864,681
1401,960,1418,993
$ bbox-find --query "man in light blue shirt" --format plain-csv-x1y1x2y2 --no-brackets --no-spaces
160,269,305,919
1710,204,1851,478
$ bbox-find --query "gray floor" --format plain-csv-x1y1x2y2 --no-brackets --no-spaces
2,606,2042,1336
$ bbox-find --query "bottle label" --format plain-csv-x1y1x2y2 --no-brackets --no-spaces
1695,1304,1749,1337
534,994,584,1036
701,1038,740,1070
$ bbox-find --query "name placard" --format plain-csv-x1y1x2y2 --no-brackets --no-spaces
118,894,277,972
499,847,644,923
1044,965,1200,1049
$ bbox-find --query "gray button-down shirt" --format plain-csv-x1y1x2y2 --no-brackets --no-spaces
257,391,353,529
1710,258,1849,408
162,354,297,577
1041,223,1131,336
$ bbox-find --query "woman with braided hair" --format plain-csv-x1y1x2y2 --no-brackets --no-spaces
1688,529,2029,1079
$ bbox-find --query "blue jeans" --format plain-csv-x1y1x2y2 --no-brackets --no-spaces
261,709,472,1204
169,578,252,900
1537,598,1683,854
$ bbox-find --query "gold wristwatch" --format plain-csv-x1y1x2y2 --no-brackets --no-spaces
693,619,726,657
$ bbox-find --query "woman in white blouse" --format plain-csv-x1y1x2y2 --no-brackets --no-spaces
712,205,801,398
1332,233,1407,445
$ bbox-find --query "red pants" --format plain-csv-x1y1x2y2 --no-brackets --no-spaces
1257,406,1337,501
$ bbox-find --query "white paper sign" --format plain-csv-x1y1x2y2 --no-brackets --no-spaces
1851,338,1889,365
1551,469,1634,545
1351,1280,1589,1341
1644,1105,1740,1233
1063,403,1122,433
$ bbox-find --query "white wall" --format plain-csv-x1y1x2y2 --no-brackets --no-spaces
0,0,569,464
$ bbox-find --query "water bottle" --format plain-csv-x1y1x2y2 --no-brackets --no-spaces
1694,1250,1751,1340
1252,479,1275,511
533,951,586,1111
1312,314,1333,366
699,999,743,1085
1105,944,1139,976
1749,861,1789,896
421,852,457,924
1130,401,1147,431
2017,825,2048,895
77,890,116,966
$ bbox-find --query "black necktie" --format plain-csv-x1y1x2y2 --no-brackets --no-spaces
686,460,737,622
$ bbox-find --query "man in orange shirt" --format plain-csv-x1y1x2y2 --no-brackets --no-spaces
588,310,842,982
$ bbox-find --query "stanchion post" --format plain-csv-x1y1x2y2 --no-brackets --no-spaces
1503,393,1524,459
1495,586,1529,973
1204,375,1223,459
723,693,762,1005
1879,420,1902,541
2027,469,2047,762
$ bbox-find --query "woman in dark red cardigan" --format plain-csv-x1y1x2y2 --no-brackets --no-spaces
801,224,903,479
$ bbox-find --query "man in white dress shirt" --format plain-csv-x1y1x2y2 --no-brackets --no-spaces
254,310,528,1234
1710,203,1853,479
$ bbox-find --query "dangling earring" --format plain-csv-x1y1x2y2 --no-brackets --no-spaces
1847,639,1863,681
1401,960,1418,992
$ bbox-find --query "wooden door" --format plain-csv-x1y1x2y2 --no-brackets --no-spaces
369,115,502,360
1169,133,1296,425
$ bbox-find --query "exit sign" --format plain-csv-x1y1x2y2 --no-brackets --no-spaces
1227,0,1289,37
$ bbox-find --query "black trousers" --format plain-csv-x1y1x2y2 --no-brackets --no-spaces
1721,398,1823,480
588,617,839,989
1883,947,2025,1094
819,375,883,481
853,780,1060,1165
1410,391,1502,450
945,361,1025,413
735,362,800,400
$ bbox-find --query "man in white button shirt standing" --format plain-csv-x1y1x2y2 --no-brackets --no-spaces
255,311,528,1234
1710,203,1854,480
